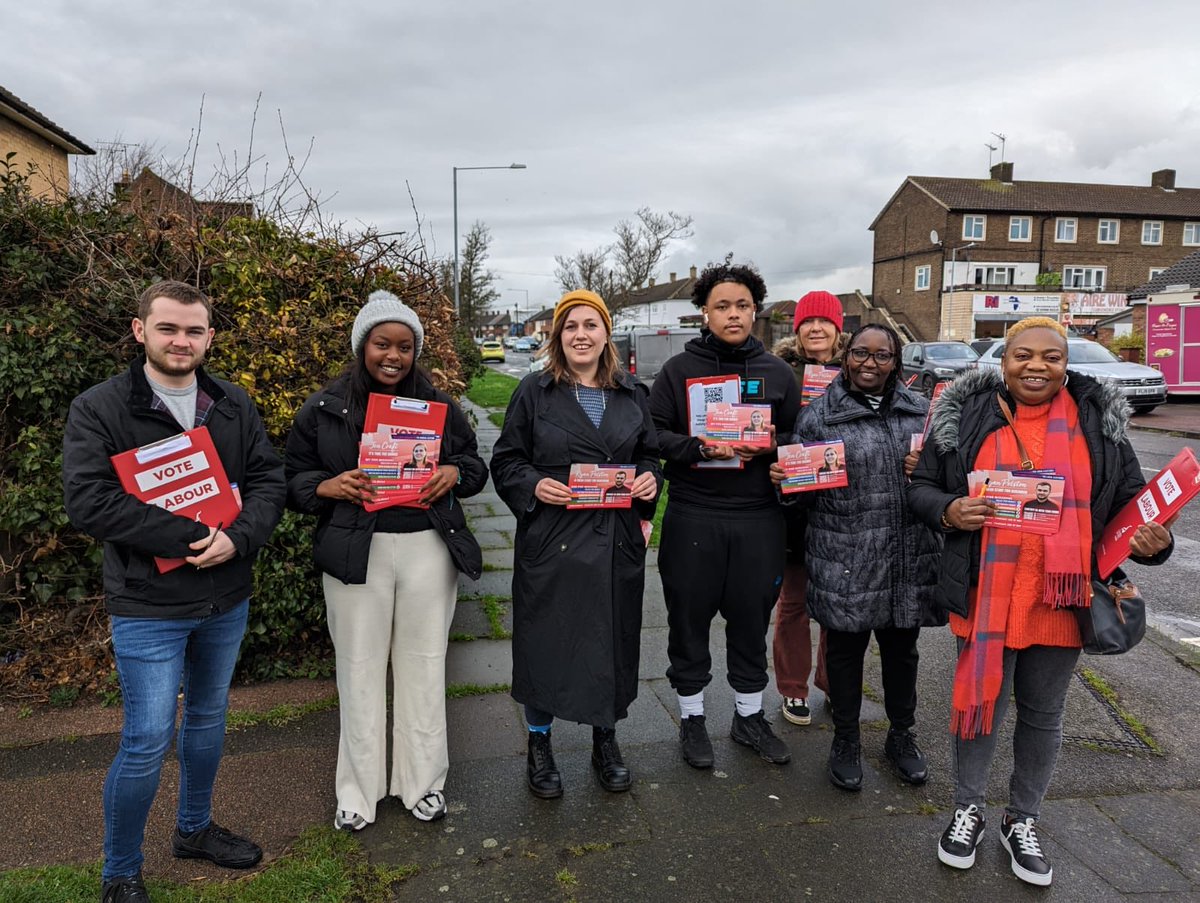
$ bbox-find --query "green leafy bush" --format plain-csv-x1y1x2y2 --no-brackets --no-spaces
0,160,465,699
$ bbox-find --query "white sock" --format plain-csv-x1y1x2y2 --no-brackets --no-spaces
735,691,763,718
678,690,704,719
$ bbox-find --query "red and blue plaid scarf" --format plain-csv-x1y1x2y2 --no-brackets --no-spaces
951,389,1092,739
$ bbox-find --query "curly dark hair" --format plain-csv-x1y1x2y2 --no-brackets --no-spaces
691,256,768,310
842,323,904,395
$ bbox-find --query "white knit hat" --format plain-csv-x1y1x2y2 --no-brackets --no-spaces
351,290,424,359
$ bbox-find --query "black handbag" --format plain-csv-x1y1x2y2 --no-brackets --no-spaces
1077,572,1146,655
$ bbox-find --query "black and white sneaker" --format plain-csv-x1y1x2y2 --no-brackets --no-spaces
781,697,811,725
938,805,985,869
411,790,447,822
1001,815,1053,886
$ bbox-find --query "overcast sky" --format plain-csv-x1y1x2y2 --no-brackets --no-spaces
7,1,1200,315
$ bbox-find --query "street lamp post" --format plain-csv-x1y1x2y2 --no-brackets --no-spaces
505,288,528,338
946,241,977,295
453,163,526,321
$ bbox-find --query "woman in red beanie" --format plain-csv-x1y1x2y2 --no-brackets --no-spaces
772,290,845,726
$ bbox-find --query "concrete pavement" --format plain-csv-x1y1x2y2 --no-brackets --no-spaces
2,398,1199,901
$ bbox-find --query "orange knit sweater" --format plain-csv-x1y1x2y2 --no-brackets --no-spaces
950,402,1083,649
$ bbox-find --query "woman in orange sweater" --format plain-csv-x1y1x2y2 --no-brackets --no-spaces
908,317,1174,887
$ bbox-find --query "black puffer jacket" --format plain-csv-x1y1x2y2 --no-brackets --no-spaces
792,374,943,631
285,372,488,583
62,359,286,619
907,368,1173,620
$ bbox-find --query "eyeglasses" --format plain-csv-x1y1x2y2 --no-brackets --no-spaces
847,348,895,364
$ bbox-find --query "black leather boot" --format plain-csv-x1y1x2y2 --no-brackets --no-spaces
527,729,563,799
592,727,632,792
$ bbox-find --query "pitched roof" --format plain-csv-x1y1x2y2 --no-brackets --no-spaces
1127,249,1200,300
871,174,1200,228
615,274,696,307
0,86,94,155
530,307,557,322
484,312,511,327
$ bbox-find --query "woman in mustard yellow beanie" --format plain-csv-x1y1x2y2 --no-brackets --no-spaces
491,290,662,799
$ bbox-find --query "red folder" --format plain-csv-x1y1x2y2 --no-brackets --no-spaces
110,427,242,573
1096,447,1200,578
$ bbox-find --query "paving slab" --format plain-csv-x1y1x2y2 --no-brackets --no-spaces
447,638,512,689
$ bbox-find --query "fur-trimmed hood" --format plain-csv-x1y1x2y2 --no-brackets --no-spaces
773,337,804,365
928,367,1132,454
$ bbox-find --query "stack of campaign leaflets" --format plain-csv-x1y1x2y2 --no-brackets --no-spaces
776,440,849,493
800,365,840,406
359,393,448,511
685,374,743,469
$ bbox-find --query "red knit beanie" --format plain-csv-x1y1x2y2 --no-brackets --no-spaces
793,290,844,333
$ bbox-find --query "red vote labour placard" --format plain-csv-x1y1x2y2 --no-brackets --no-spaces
110,427,242,573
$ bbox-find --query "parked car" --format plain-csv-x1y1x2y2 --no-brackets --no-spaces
480,340,506,363
900,341,979,393
612,326,701,387
514,337,536,353
502,336,518,349
975,338,1168,413
970,338,1001,356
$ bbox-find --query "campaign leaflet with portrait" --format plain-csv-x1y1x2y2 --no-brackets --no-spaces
685,374,743,470
359,393,448,511
800,365,840,406
567,463,636,509
776,440,849,494
704,402,772,449
966,469,1065,536
1096,446,1200,578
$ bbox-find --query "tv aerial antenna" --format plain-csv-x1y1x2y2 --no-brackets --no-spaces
990,132,1008,163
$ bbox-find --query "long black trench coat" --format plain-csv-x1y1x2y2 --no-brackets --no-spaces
490,370,662,728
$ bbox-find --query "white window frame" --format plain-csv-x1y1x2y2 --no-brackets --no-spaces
1149,268,1166,280
1062,266,1107,290
962,215,986,241
1097,219,1120,244
1142,220,1163,245
1008,216,1031,242
1055,217,1077,243
915,265,931,291
973,265,1016,286
1183,222,1200,246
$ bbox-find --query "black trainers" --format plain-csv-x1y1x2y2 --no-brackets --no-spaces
527,729,564,799
102,872,150,903
730,710,791,764
591,727,632,792
171,822,262,869
938,805,985,869
1001,815,1053,886
679,714,714,768
827,736,863,790
781,696,811,726
884,727,929,785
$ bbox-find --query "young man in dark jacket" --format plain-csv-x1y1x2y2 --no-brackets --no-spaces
62,281,285,903
649,260,801,768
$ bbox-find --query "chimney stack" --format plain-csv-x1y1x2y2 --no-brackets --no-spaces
990,161,1014,183
1152,168,1176,190
689,265,697,279
669,272,677,282
648,277,655,288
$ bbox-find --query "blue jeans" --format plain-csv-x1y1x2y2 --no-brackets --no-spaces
103,600,249,881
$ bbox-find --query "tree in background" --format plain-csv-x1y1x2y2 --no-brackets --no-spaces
554,207,693,310
438,220,500,334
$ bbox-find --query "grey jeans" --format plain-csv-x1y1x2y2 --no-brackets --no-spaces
952,641,1081,821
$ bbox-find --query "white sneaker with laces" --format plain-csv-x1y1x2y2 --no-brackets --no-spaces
1001,816,1053,886
412,790,447,822
334,809,366,832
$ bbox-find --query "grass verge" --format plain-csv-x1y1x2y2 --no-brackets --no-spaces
0,826,417,902
648,483,667,549
446,682,511,699
466,370,520,409
488,411,506,429
225,696,339,732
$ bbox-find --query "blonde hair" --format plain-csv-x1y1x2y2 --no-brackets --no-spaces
1006,316,1066,341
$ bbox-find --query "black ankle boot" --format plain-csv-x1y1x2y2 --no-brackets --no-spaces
527,729,563,799
591,727,632,792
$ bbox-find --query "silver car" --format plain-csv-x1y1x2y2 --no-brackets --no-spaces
975,338,1168,413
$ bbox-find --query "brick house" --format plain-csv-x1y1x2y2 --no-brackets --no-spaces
525,307,556,342
115,167,254,227
0,85,94,199
870,162,1200,341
